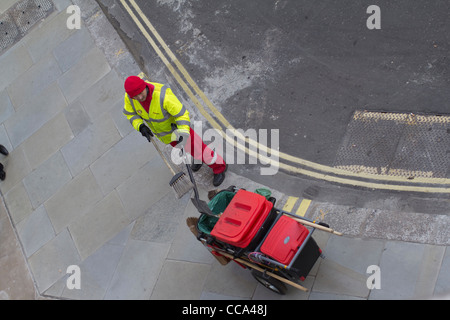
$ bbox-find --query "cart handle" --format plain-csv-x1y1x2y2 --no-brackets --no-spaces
284,213,343,236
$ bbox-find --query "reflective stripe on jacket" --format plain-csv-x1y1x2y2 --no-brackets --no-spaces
123,81,190,144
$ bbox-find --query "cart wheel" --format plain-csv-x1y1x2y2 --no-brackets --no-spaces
251,270,287,295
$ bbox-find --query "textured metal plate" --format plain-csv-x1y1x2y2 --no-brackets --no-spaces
334,111,450,179
11,0,53,34
0,0,53,54
0,12,20,52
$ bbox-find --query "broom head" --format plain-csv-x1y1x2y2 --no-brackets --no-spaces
169,172,194,199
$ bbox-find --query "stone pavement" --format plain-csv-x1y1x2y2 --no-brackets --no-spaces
0,0,449,300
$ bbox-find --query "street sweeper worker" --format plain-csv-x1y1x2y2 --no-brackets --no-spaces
123,75,227,187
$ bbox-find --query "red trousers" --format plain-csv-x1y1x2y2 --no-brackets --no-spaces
170,128,226,174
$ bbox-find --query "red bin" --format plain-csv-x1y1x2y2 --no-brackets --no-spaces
211,190,274,248
260,215,310,265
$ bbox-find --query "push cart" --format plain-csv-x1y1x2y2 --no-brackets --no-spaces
185,165,343,294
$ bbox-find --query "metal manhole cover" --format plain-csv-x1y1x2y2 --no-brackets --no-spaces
0,13,20,51
11,0,53,34
0,0,53,54
334,111,450,179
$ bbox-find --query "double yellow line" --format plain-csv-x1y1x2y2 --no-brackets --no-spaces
283,197,312,217
119,0,450,194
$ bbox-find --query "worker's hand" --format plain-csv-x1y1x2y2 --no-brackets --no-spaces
139,124,153,142
172,129,190,149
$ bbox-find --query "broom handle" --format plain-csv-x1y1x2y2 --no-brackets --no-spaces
146,133,176,175
181,147,201,201
284,214,343,236
219,252,308,292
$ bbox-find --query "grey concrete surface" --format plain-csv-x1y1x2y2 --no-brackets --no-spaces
0,0,448,303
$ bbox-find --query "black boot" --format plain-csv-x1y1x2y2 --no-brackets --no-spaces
0,145,8,156
190,163,202,172
213,165,228,187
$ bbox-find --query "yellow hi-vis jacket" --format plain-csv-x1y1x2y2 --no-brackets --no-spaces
123,82,190,144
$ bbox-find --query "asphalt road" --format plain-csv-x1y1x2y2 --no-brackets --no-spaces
96,0,450,209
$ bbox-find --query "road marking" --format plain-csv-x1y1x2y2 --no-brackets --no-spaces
119,0,450,193
283,196,299,212
282,197,311,217
296,199,312,217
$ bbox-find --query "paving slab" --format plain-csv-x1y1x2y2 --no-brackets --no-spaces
369,241,444,300
150,260,211,300
0,43,33,92
104,239,170,300
21,111,74,170
7,53,62,110
311,237,378,299
131,191,192,244
0,90,15,125
61,113,121,176
202,259,258,299
16,204,55,258
53,27,95,72
68,190,129,260
313,258,370,298
90,130,157,196
322,236,385,275
109,99,134,138
3,182,33,225
59,242,125,299
64,100,92,137
44,167,103,233
414,245,446,299
79,69,124,121
57,46,111,104
0,125,12,155
28,228,81,293
116,157,173,221
434,248,450,297
313,237,385,298
43,222,133,299
5,82,67,148
167,197,215,265
23,8,75,63
22,151,72,209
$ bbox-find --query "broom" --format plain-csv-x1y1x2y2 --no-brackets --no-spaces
144,131,193,198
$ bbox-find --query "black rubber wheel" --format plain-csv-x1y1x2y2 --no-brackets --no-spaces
251,270,287,295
